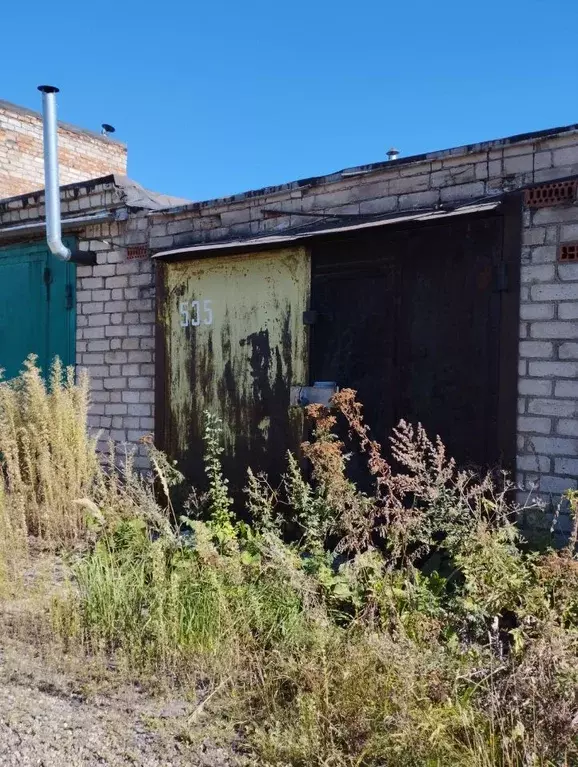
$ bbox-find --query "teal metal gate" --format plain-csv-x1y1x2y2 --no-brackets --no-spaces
0,240,76,379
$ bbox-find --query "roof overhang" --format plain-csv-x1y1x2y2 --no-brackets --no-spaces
0,210,118,243
152,200,502,261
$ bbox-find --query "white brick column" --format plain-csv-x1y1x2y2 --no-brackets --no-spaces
517,204,578,532
76,215,155,469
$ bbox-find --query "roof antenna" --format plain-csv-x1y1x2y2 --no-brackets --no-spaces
387,147,400,161
101,123,115,137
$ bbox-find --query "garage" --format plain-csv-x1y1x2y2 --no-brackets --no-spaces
155,198,521,491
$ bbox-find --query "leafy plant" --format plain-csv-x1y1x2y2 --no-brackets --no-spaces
202,411,236,549
3,362,577,767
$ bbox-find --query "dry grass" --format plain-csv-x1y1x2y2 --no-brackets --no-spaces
1,362,578,766
0,355,93,593
0,356,98,549
0,477,27,596
0,356,171,583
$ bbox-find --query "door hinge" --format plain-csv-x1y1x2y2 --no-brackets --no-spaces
494,263,509,292
65,283,73,310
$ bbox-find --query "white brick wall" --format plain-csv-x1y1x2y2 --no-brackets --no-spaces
3,126,578,523
146,126,578,531
0,180,154,469
517,196,578,528
76,214,154,469
148,127,578,251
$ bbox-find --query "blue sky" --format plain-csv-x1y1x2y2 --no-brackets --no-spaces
1,0,576,202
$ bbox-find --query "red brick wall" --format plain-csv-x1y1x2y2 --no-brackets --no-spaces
0,100,127,199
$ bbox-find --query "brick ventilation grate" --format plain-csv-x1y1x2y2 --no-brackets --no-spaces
559,242,578,262
127,245,148,260
525,180,578,208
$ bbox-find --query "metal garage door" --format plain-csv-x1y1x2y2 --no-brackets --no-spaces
310,208,519,473
157,246,310,493
0,240,76,379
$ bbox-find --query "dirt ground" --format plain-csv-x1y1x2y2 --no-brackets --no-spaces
0,638,245,767
0,556,246,766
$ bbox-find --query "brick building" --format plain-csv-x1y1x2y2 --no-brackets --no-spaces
0,99,126,199
147,123,578,534
0,173,190,468
1,112,578,534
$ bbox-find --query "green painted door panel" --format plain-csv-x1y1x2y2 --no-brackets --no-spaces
0,240,76,379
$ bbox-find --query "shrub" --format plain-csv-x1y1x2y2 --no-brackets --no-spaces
3,364,577,766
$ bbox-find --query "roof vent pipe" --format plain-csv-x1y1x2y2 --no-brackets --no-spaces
387,147,400,161
37,86,95,265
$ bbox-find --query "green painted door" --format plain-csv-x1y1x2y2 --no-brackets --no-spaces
0,240,76,379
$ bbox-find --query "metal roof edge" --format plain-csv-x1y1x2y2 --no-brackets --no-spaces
0,210,117,242
0,174,118,207
152,200,502,260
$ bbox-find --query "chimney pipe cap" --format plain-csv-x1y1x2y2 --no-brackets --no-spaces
38,85,60,94
387,147,400,160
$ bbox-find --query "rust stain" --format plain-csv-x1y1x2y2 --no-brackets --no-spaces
161,247,310,492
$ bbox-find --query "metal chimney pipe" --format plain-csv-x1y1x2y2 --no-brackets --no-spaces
37,86,95,265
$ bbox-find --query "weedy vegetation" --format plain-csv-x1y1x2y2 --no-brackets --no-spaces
1,357,578,765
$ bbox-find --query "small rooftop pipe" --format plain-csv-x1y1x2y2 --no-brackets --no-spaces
37,86,95,265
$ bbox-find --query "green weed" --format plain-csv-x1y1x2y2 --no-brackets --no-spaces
1,359,577,766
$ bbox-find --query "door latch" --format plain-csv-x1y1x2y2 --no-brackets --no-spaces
302,310,318,325
290,381,338,407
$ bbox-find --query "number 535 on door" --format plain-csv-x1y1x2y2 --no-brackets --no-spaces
180,299,213,327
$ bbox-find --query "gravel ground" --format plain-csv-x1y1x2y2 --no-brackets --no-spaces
0,555,247,766
0,640,245,766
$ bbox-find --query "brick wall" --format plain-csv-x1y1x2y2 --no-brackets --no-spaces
148,127,578,527
76,214,155,470
2,127,578,522
517,204,578,531
0,178,154,469
148,128,578,252
0,100,127,199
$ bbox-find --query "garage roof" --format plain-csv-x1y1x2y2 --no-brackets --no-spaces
152,200,501,260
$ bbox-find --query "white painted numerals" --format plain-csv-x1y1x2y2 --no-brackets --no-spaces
180,299,213,327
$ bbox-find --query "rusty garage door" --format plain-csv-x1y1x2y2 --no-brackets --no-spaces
157,247,310,493
310,207,519,472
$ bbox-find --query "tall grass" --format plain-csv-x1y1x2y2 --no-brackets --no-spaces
0,356,98,546
0,474,27,595
55,518,309,678
0,356,165,591
2,358,578,765
51,400,578,765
